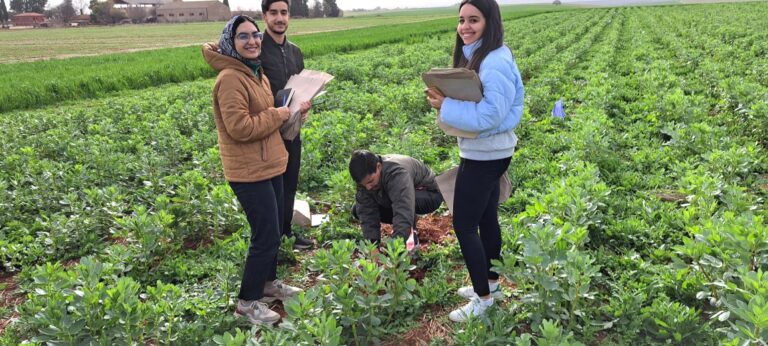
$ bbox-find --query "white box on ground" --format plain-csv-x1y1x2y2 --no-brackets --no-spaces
311,214,329,227
292,199,311,227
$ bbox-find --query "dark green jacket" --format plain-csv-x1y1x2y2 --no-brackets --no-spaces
355,155,438,240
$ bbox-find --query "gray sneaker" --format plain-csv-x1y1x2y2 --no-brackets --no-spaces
260,280,303,302
234,300,280,325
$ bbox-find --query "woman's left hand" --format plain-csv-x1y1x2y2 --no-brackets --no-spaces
300,100,312,122
425,87,445,109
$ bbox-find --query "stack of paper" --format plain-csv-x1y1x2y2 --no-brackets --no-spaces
280,70,334,140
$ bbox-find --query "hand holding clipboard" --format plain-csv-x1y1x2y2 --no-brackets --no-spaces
422,68,482,138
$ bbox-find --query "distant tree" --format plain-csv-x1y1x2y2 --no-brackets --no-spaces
553,0,561,4
290,0,308,17
300,0,309,17
33,0,47,12
125,6,145,23
10,0,47,13
90,0,113,23
310,0,321,18
322,0,338,17
231,9,260,19
108,4,125,23
0,0,9,25
222,0,228,8
58,0,76,22
73,0,87,15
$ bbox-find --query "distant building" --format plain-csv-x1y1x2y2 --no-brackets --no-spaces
12,12,46,27
113,0,172,8
71,15,92,26
156,1,231,23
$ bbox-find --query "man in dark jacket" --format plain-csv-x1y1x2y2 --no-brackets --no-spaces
349,150,444,245
261,0,313,249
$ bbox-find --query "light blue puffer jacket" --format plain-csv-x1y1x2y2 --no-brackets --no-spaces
439,40,525,160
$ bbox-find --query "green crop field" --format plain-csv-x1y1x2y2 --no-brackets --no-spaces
0,15,449,63
0,5,564,113
0,4,565,63
1,2,767,345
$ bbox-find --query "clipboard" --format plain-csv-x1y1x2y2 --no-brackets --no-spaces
422,68,482,138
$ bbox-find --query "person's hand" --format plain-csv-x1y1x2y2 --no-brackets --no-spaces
299,100,312,122
299,100,312,114
277,106,290,121
425,87,445,109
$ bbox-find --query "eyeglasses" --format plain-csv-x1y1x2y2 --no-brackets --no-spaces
236,31,263,42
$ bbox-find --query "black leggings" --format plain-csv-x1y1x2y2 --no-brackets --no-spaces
230,176,284,301
453,157,511,297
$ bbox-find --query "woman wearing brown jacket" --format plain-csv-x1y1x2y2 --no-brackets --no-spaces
202,15,302,325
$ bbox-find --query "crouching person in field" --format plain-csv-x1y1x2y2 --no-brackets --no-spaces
202,15,302,325
349,150,443,251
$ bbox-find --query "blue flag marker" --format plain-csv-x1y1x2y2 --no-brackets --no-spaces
552,98,566,119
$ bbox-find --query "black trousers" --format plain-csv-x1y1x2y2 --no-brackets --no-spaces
352,189,443,239
229,176,284,301
281,136,301,237
453,157,511,297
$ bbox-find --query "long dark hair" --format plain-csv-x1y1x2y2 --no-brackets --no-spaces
452,0,504,73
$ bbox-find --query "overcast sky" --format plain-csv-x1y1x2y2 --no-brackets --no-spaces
229,0,460,11
325,0,456,10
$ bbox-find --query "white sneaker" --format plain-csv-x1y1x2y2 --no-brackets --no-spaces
260,280,303,302
234,300,280,325
448,296,493,322
457,282,504,300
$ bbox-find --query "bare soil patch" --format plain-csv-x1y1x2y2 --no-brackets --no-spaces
654,190,687,203
267,300,288,319
0,274,24,335
382,304,455,346
381,213,454,248
62,258,81,268
182,228,238,251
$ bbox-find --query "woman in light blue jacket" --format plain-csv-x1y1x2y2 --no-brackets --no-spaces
426,0,524,322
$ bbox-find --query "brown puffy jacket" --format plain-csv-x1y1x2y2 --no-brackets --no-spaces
202,42,288,182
